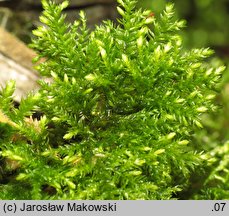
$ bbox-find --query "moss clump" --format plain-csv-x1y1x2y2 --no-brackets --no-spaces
0,0,225,199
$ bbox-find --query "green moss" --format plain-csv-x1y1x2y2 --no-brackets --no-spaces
0,0,226,199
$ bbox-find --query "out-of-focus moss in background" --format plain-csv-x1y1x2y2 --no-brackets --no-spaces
137,0,229,59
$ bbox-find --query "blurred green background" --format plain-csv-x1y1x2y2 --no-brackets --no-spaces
137,0,229,58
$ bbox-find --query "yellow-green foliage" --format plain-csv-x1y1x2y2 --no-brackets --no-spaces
0,0,226,199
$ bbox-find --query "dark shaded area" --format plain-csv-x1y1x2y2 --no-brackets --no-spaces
0,0,118,43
